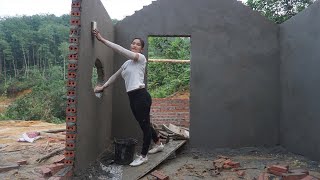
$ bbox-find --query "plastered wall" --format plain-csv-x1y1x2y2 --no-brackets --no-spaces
71,0,114,172
112,0,280,148
280,1,320,161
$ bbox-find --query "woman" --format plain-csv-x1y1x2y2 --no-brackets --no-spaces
92,29,164,167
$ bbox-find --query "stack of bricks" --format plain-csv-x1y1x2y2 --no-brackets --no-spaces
264,165,318,180
63,0,82,178
150,98,190,128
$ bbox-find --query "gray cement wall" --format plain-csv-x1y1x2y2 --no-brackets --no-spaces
113,0,280,148
75,0,114,171
280,1,320,161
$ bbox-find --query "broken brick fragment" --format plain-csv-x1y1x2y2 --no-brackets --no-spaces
151,170,169,180
17,160,28,165
223,164,232,170
282,172,308,180
147,175,157,180
223,159,232,165
53,155,65,164
226,161,240,168
47,163,65,175
267,168,285,176
214,158,228,163
267,165,289,176
269,165,289,173
237,170,245,177
41,167,52,177
301,175,320,180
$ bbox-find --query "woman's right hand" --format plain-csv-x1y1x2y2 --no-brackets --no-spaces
92,29,103,41
94,85,104,93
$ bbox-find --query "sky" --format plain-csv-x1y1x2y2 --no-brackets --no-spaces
0,0,247,20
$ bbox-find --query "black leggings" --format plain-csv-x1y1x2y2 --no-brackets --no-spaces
128,88,159,156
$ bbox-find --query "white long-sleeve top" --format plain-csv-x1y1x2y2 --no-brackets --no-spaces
100,39,146,92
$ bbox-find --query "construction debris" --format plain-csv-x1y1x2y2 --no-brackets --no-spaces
16,160,28,165
17,132,41,143
0,164,20,173
152,123,190,146
162,124,189,139
36,147,65,163
212,155,247,178
264,165,314,180
150,170,169,180
42,129,65,133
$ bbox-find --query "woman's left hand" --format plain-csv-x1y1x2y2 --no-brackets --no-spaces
94,85,104,93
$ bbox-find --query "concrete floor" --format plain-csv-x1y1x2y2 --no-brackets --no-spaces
74,143,320,180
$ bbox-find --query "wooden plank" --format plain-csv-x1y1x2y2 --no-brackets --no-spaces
163,124,189,139
122,140,186,180
0,164,19,173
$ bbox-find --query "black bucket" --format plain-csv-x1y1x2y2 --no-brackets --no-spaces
114,138,137,165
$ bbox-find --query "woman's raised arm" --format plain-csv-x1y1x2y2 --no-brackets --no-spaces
92,29,144,62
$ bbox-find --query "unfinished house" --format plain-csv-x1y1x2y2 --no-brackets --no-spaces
63,0,320,179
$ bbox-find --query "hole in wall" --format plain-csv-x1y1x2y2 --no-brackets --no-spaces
147,36,191,129
92,59,105,98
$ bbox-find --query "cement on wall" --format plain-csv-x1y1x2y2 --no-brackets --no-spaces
280,1,320,161
75,0,114,171
113,0,280,148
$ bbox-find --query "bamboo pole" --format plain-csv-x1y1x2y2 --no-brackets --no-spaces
148,59,190,63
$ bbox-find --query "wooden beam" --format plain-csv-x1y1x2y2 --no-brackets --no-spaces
148,59,190,63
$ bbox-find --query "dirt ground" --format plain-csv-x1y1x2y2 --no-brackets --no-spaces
0,120,65,180
0,120,319,180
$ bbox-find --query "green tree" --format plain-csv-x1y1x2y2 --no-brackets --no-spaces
58,42,69,80
147,37,191,98
148,37,190,59
246,0,315,24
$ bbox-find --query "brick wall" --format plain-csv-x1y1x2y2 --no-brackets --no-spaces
151,98,190,128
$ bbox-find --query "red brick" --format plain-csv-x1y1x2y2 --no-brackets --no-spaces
223,164,232,170
213,158,228,164
47,163,65,175
269,165,289,173
53,155,65,164
223,159,232,164
41,167,52,177
64,160,74,166
64,151,75,158
301,175,319,180
150,170,169,180
226,161,240,168
282,172,308,180
258,173,273,180
17,160,28,165
267,168,284,176
237,170,245,177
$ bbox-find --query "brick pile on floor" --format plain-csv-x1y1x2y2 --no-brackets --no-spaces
37,155,73,180
260,164,319,180
212,156,319,180
212,155,245,178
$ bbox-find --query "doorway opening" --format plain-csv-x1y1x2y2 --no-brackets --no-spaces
147,36,191,129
